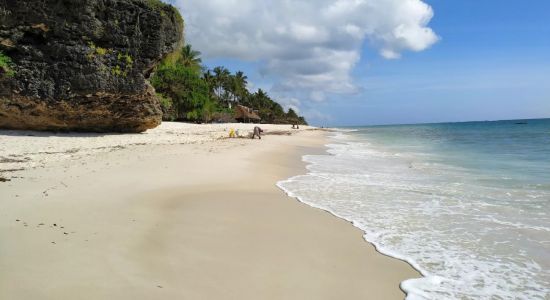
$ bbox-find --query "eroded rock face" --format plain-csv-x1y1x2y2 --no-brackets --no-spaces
0,0,183,132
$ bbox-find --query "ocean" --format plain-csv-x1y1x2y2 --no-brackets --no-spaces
278,118,550,299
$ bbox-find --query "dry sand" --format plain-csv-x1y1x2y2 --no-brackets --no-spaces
0,123,418,299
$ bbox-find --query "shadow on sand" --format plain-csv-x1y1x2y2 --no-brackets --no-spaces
0,129,144,138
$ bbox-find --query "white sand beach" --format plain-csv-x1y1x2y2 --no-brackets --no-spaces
0,122,418,299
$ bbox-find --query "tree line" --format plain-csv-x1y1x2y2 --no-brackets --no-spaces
151,44,307,125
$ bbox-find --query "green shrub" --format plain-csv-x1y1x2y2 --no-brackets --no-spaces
95,47,108,56
0,51,15,77
157,93,173,110
145,0,183,29
117,52,133,66
152,63,216,122
151,42,307,125
111,65,123,76
145,0,165,9
87,42,110,60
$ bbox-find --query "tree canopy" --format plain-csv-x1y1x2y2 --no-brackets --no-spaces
151,44,307,125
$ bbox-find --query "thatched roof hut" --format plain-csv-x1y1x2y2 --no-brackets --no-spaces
235,105,261,123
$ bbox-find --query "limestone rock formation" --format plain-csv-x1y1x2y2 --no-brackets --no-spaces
0,0,183,132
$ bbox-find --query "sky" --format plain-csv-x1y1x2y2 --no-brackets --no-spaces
167,0,550,126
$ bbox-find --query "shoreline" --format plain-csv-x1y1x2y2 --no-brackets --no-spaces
277,130,425,297
0,123,418,299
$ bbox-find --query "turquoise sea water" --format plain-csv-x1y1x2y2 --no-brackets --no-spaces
278,119,550,299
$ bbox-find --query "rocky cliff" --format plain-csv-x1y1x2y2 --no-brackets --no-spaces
0,0,183,132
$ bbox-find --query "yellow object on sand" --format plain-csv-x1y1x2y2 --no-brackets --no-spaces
229,128,236,138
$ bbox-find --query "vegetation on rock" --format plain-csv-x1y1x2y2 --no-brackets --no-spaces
0,51,14,77
145,0,184,28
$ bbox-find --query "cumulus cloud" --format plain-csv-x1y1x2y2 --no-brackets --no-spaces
170,0,437,104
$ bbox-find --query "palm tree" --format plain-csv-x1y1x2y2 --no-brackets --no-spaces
233,71,248,102
178,44,202,70
212,66,231,107
202,69,215,98
256,89,268,100
202,69,213,80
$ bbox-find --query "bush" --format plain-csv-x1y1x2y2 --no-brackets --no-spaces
151,43,308,125
0,51,15,77
145,0,183,28
152,63,217,123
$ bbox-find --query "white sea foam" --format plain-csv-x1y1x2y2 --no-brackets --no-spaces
278,130,550,300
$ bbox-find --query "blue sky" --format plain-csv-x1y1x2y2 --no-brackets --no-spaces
174,0,550,126
334,0,550,126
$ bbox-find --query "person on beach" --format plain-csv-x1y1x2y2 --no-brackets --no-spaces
252,126,263,139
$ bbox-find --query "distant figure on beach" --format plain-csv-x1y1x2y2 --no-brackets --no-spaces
252,126,263,139
292,124,300,129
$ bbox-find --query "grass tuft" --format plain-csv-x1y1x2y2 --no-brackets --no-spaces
0,50,15,77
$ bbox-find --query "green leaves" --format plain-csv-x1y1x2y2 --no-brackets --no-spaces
152,43,307,125
0,50,15,77
152,61,215,122
177,44,202,71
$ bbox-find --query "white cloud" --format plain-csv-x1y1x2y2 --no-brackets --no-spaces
171,0,438,103
302,108,334,124
310,91,326,102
